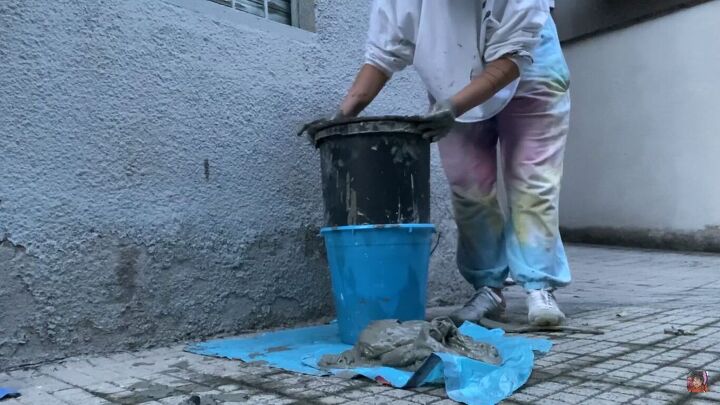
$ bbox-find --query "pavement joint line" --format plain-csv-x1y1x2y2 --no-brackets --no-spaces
568,314,718,371
520,309,720,402
27,371,158,403
164,370,329,404
173,370,275,400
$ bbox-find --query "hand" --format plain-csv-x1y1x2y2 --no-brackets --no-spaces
297,109,347,138
297,117,328,138
331,109,348,121
419,99,457,142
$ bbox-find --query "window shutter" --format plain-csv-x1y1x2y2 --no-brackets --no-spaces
267,0,291,25
234,0,266,18
206,0,299,28
208,0,232,7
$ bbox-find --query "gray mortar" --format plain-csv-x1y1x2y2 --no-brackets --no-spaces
0,0,467,368
318,318,501,371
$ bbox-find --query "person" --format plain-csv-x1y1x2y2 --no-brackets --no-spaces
334,0,571,326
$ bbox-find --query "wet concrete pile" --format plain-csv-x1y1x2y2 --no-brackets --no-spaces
319,317,502,371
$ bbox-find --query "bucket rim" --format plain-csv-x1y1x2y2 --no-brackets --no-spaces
320,224,436,233
299,115,434,147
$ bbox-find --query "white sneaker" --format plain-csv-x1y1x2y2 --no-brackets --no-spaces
527,289,565,326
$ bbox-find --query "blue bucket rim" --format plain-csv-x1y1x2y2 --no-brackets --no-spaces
320,224,435,233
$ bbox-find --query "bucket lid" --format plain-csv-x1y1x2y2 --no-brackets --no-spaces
297,115,434,147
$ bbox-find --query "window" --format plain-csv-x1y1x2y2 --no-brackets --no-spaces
207,0,315,31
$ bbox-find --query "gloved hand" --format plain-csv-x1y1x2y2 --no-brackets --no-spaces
331,109,348,121
419,98,457,142
297,109,349,138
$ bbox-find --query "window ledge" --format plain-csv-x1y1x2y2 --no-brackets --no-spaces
160,0,316,43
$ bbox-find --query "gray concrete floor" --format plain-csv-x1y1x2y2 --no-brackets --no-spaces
2,244,720,404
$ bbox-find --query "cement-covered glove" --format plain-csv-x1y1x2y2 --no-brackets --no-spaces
419,99,457,142
297,109,349,138
331,109,349,120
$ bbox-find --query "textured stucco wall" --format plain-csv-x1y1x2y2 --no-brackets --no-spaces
559,1,720,251
0,0,468,368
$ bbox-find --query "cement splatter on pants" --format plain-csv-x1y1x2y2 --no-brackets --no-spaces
438,17,572,291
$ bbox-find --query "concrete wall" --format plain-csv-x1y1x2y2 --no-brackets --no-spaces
0,0,467,368
560,0,720,251
552,0,711,42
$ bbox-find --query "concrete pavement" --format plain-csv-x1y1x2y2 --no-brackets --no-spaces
2,244,719,404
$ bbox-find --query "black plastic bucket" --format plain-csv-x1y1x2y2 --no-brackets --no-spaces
305,116,431,227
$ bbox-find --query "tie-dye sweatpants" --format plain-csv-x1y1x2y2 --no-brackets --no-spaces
437,17,571,291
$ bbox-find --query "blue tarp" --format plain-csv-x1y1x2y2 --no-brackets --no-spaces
187,321,551,405
0,387,20,401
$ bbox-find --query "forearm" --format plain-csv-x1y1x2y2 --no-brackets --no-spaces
339,64,389,117
450,57,520,116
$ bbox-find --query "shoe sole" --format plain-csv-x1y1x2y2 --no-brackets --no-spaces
528,313,566,327
450,309,507,326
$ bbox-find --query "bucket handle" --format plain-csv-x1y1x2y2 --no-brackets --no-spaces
430,230,442,257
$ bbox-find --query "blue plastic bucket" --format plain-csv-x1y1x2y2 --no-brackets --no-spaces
320,224,435,344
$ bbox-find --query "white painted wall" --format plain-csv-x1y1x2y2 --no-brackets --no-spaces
560,1,720,231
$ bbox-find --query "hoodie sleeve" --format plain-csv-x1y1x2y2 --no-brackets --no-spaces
483,0,550,69
364,0,417,76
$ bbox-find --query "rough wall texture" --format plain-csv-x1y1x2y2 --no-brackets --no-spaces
0,0,468,368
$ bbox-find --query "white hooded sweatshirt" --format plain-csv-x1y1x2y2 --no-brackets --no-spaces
364,0,551,122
